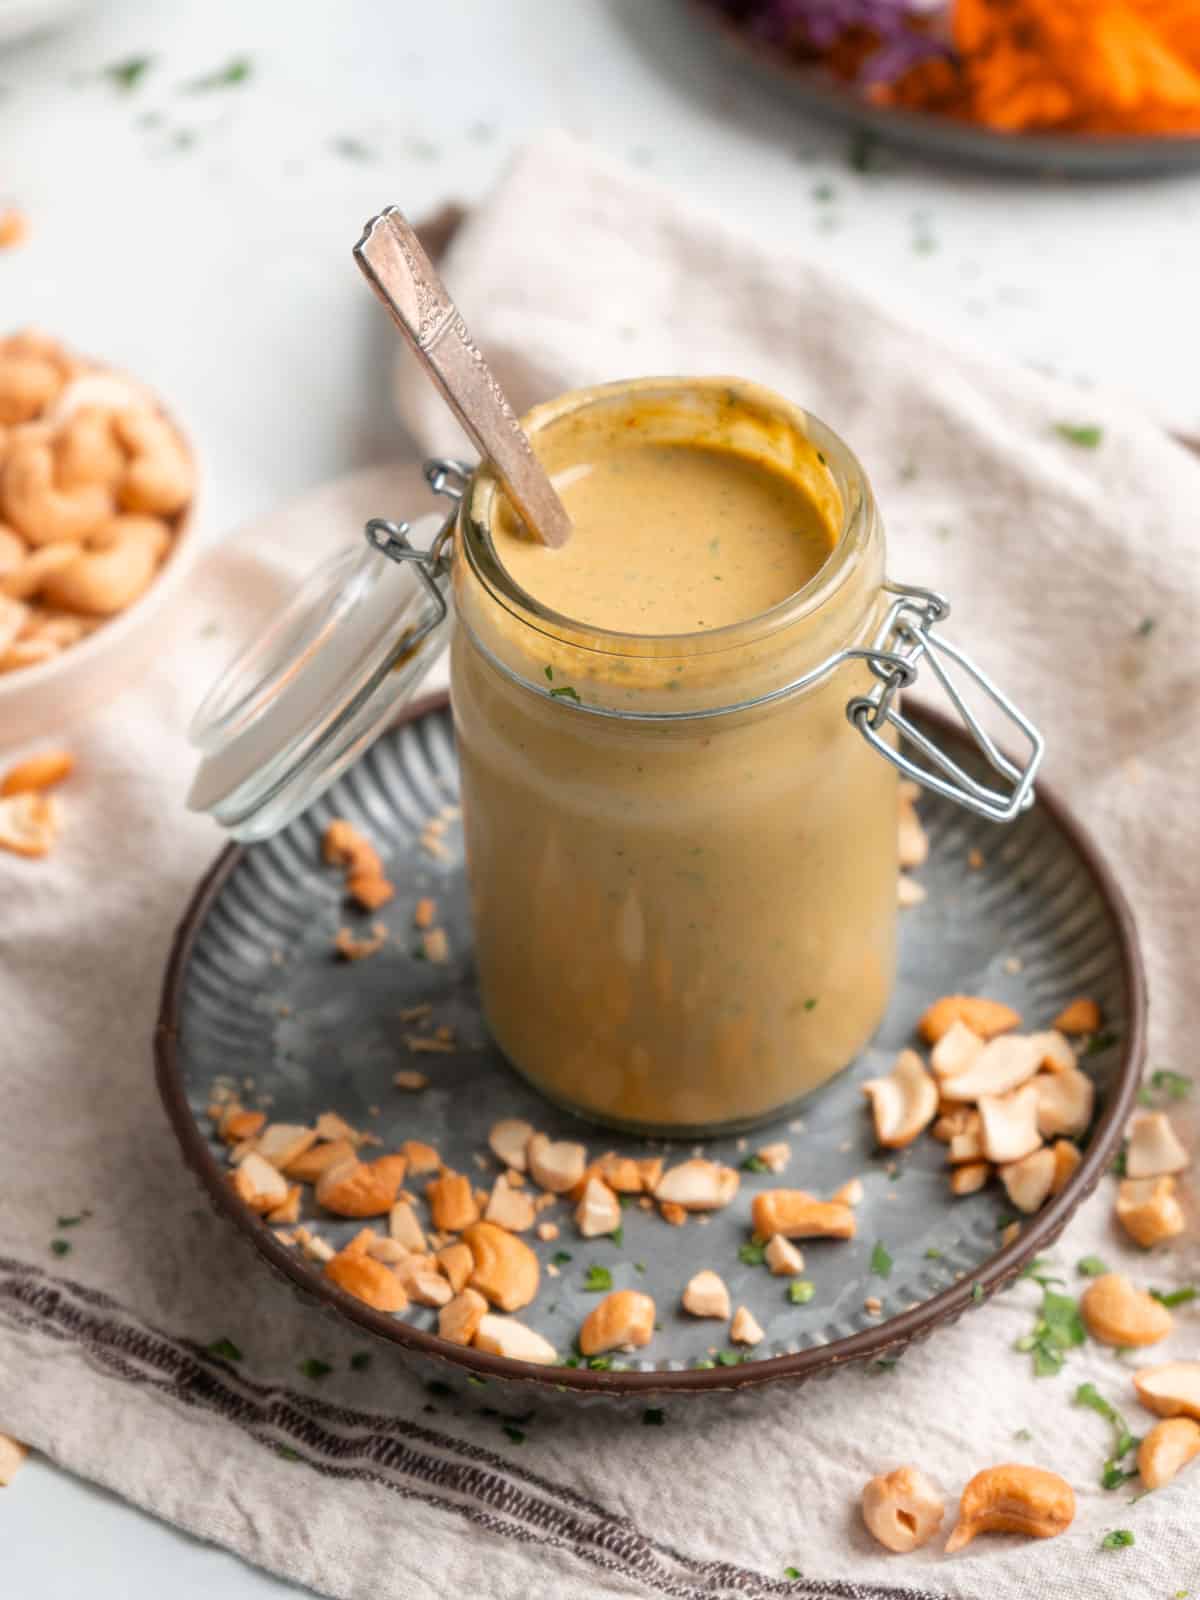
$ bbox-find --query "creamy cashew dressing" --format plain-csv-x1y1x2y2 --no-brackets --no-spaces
494,439,837,635
451,380,898,1132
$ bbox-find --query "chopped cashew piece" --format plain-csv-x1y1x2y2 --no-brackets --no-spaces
294,1226,334,1263
1126,1111,1189,1179
831,1176,863,1207
266,1185,301,1225
1117,1176,1185,1248
230,1152,290,1214
315,1154,408,1218
587,1152,644,1193
752,1190,856,1241
527,1133,587,1194
283,1138,354,1183
0,748,73,795
426,1171,480,1233
1050,997,1101,1036
399,1262,453,1308
938,1035,1043,1102
488,1118,534,1173
659,1200,687,1226
366,1237,408,1264
388,1200,426,1253
654,1159,740,1211
1048,1139,1081,1196
574,1175,621,1239
255,1123,319,1171
535,1220,559,1242
401,1139,441,1174
438,1287,488,1346
930,1020,984,1080
897,800,928,869
0,1432,29,1486
486,1173,536,1233
944,1464,1074,1553
1134,1362,1200,1421
1028,1030,1076,1074
861,1465,945,1553
946,1111,984,1165
393,1071,428,1091
977,1084,1043,1164
0,790,60,857
755,1142,791,1174
1031,1068,1094,1140
220,1106,266,1144
682,1269,731,1320
1080,1274,1173,1348
765,1234,805,1275
863,1049,939,1148
950,1161,990,1197
325,1247,407,1312
730,1306,764,1346
474,1313,558,1366
1138,1417,1200,1490
897,874,926,908
578,1289,655,1356
999,1146,1056,1214
437,1241,474,1294
461,1220,540,1311
314,1110,363,1145
918,995,1021,1046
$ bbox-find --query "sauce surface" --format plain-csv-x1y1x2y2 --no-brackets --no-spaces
493,440,837,635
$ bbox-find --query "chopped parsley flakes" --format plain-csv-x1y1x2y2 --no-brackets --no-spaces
1100,1529,1135,1551
739,1241,767,1266
299,1358,332,1380
1077,1256,1110,1278
1054,422,1104,449
870,1242,893,1279
206,1337,243,1362
583,1264,613,1293
788,1280,815,1305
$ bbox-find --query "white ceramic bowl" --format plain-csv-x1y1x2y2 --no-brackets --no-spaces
0,495,201,747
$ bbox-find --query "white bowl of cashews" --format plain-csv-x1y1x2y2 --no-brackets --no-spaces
0,331,200,746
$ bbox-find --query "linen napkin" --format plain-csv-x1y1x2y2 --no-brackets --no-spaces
3,133,1198,1600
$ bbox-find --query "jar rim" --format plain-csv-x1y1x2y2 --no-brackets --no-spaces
460,375,879,662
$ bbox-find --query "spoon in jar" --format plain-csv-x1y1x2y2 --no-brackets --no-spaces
353,206,572,549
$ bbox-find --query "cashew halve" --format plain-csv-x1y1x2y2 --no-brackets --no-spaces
950,1161,991,1197
438,1287,488,1347
1138,1418,1200,1490
527,1132,587,1194
460,1220,540,1311
918,995,1021,1045
41,515,169,615
863,1049,939,1148
977,1083,1043,1164
474,1313,558,1366
938,1035,1043,1102
1080,1273,1173,1347
861,1465,945,1553
1126,1111,1189,1179
752,1189,856,1240
488,1117,534,1173
2,432,113,544
574,1175,621,1238
1031,1067,1094,1139
1134,1362,1200,1421
113,407,195,516
944,1464,1075,1553
999,1145,1057,1214
1116,1176,1185,1248
1048,1138,1081,1196
930,1019,984,1079
1050,997,1101,1035
654,1159,739,1210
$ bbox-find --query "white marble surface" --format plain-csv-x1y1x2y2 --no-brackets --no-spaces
2,0,1197,1590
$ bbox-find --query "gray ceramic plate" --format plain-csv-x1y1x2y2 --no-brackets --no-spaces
691,3,1200,178
156,695,1144,1396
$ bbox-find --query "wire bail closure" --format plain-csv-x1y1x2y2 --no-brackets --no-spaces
847,581,1044,822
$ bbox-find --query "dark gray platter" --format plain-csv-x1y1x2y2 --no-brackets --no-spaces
156,694,1144,1396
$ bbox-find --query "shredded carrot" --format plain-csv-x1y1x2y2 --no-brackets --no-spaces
876,0,1200,134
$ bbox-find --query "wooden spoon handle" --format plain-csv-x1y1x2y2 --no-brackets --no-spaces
354,206,571,550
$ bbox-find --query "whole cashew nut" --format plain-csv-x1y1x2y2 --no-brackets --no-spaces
40,516,169,616
0,355,63,426
0,542,82,601
1079,1273,1173,1348
863,1049,939,1148
114,408,195,517
1137,1417,1200,1490
54,407,126,490
861,1465,946,1553
2,431,114,545
0,524,24,577
944,1464,1075,1553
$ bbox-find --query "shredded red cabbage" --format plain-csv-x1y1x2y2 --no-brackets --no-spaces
708,0,951,84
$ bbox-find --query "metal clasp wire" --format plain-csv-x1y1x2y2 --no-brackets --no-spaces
848,581,1044,823
359,458,470,663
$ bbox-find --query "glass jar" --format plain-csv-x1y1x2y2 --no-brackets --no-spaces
188,377,1043,1136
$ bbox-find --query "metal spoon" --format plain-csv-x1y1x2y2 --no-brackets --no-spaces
354,205,572,549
